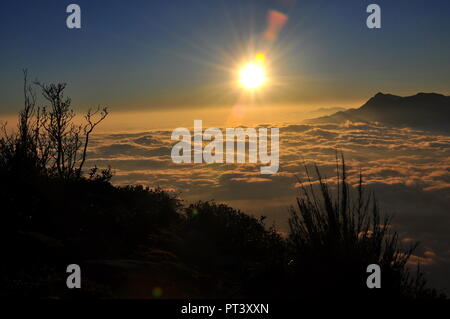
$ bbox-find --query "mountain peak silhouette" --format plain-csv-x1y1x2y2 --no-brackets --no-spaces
308,92,450,132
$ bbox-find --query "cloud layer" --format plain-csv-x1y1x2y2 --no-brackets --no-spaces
87,121,450,291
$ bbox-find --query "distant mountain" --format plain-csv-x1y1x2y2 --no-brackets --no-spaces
307,92,450,132
309,106,348,115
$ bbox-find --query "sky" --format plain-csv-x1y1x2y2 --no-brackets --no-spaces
1,0,450,122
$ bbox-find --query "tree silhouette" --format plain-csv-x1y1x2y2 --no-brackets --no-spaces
0,70,108,179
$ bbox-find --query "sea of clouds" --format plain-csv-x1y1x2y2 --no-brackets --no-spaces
87,121,450,291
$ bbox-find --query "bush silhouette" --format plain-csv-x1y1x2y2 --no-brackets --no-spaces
284,158,441,299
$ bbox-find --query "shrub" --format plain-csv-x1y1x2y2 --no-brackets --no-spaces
286,157,441,299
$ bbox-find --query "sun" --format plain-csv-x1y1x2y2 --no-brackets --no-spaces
239,63,266,89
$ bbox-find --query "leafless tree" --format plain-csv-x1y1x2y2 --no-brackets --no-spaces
77,107,109,177
35,80,109,179
1,70,108,179
0,70,50,174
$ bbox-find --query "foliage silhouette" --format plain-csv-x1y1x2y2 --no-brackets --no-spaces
284,158,440,299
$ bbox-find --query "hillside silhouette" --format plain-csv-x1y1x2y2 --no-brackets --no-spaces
308,92,450,133
0,77,445,299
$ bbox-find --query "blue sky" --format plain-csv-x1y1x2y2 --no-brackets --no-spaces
1,0,450,114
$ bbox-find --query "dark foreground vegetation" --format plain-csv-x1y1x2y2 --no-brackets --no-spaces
0,76,445,299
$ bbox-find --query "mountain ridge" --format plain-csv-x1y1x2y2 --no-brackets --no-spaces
307,92,450,132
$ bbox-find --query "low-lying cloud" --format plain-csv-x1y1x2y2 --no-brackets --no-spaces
87,121,450,291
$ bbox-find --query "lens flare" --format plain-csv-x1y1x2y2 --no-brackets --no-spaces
263,10,288,41
255,53,266,63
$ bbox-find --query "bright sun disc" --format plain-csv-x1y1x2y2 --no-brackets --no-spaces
239,63,266,89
